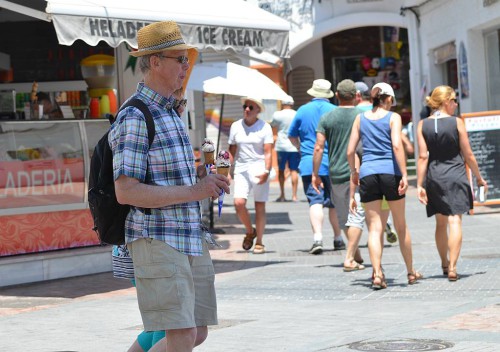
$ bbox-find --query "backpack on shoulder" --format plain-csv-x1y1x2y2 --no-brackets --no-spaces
88,99,155,245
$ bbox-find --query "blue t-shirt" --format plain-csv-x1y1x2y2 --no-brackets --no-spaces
288,98,336,176
359,111,401,178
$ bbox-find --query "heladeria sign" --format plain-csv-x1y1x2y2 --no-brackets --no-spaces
52,15,289,57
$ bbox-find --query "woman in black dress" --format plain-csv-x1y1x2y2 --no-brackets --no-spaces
416,85,487,281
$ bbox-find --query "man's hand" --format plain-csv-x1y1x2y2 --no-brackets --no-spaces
311,173,323,194
194,174,230,199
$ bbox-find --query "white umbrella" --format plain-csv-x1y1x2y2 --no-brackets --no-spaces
201,62,293,101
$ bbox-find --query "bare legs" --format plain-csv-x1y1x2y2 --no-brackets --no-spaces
435,213,462,275
290,170,299,201
344,226,363,267
365,198,417,284
435,214,449,270
152,327,207,352
234,198,266,245
277,169,299,202
388,198,415,275
309,203,324,238
328,207,341,239
277,169,286,201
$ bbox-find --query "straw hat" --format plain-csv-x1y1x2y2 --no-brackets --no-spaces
307,79,334,98
241,97,265,113
130,21,197,57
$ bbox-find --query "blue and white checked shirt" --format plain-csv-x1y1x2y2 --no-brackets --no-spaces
109,83,205,256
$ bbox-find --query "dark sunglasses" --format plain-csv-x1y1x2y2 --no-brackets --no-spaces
451,98,458,103
157,55,189,64
242,104,254,111
174,99,187,108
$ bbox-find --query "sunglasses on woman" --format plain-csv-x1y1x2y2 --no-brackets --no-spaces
242,104,254,111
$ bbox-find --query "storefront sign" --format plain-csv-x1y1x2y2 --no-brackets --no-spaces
52,15,289,57
0,159,84,209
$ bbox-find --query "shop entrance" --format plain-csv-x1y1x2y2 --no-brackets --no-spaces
323,26,411,124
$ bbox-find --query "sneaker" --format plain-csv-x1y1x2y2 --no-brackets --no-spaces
385,223,398,244
309,241,323,255
333,239,346,250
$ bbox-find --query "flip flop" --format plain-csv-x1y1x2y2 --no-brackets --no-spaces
343,262,366,272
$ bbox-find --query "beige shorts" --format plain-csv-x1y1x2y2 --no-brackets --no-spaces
128,238,217,331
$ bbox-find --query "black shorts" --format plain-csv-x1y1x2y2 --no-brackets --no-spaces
359,174,405,203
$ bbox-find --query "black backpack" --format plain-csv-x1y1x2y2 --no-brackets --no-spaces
88,99,155,245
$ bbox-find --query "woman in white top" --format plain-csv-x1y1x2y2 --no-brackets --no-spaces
228,97,274,254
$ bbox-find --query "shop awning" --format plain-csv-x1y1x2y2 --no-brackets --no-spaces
44,0,290,58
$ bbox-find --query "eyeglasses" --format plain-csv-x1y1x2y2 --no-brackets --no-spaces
242,104,254,111
157,55,189,64
174,99,187,108
451,98,458,103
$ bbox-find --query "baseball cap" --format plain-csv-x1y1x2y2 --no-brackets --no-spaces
354,81,369,94
372,82,397,106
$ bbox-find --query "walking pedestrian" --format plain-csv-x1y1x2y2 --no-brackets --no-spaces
416,85,487,281
228,97,274,255
347,82,422,289
109,21,230,351
270,99,300,202
313,79,365,270
288,79,344,255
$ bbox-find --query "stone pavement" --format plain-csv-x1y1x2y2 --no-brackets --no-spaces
0,179,499,351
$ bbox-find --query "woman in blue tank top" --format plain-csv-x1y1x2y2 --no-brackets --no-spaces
347,82,422,290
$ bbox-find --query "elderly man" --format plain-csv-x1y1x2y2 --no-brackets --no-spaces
109,21,230,352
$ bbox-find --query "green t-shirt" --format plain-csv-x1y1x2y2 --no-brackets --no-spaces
316,107,361,183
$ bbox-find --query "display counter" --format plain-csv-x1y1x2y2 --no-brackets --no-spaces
0,119,109,256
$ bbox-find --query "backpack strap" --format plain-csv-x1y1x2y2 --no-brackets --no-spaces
117,98,155,215
118,98,155,148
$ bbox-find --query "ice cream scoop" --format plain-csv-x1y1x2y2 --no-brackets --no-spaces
202,138,215,172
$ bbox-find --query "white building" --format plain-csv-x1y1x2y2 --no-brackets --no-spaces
257,0,500,125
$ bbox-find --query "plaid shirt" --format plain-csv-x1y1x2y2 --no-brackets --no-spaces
109,83,204,256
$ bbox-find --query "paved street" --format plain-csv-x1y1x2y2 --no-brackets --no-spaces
0,178,499,351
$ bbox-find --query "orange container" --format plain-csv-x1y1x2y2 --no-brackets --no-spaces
107,90,117,115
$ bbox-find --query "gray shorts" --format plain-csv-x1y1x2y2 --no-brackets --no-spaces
128,238,218,331
331,182,365,230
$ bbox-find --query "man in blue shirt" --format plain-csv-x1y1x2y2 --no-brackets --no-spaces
288,79,345,254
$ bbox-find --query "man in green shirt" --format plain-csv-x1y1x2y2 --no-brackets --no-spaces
312,79,365,271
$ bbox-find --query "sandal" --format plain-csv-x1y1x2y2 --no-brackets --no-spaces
253,243,265,254
343,262,366,272
442,266,449,276
448,269,459,282
372,274,387,290
407,270,423,285
242,228,257,251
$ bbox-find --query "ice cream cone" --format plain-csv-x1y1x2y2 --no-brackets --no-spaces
204,151,215,166
216,166,230,177
216,167,230,217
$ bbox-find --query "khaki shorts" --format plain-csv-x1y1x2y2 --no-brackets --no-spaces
128,238,217,331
